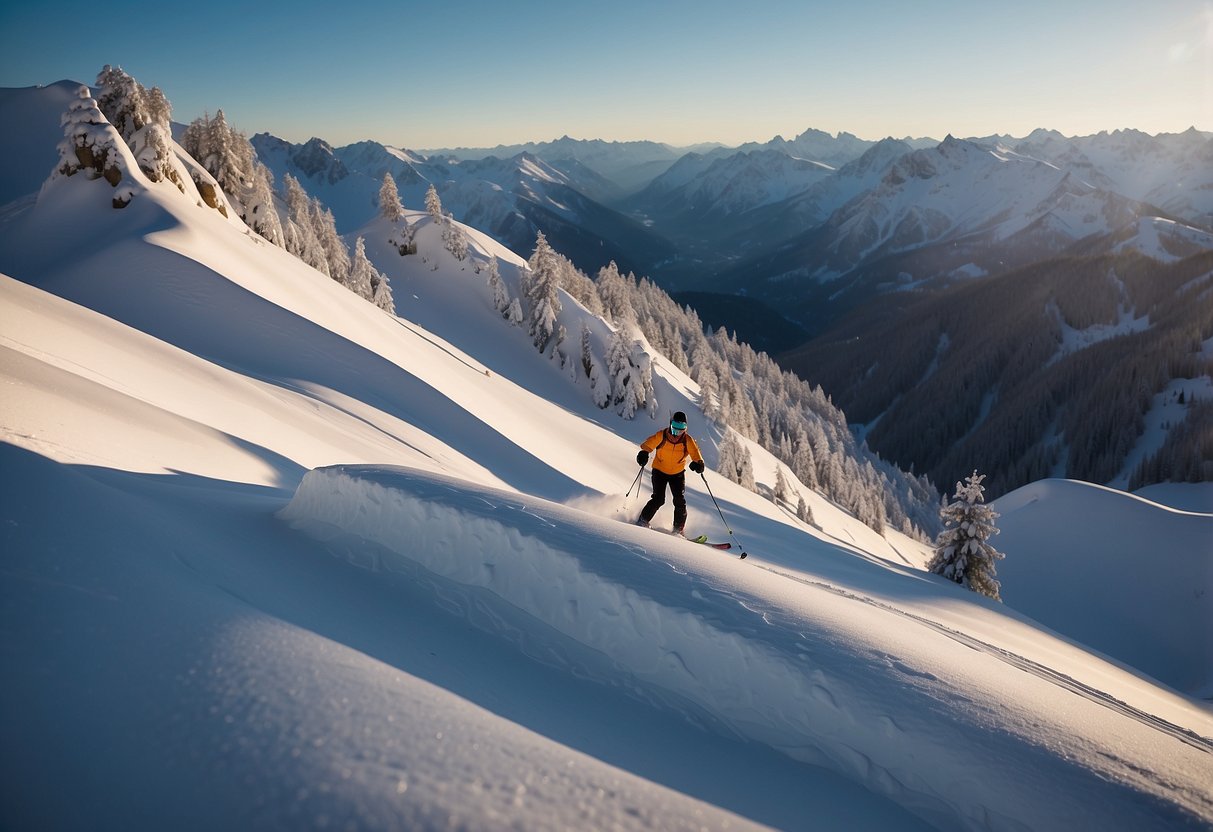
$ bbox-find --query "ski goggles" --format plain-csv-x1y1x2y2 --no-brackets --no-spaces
669,421,687,435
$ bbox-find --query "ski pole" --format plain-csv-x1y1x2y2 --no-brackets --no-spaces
625,465,645,501
699,470,749,559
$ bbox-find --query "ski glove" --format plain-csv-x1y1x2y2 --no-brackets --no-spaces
637,451,649,466
689,460,705,474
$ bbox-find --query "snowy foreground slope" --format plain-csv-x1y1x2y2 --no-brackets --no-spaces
1,115,1212,830
996,479,1213,697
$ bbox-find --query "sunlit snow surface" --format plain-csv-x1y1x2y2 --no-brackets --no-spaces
1,83,1211,830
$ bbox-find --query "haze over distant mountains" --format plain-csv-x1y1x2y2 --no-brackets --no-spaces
2,79,1209,501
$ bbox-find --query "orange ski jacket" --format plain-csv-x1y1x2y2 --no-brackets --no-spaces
640,428,703,476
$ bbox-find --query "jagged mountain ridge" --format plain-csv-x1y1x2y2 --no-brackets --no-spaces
419,135,699,194
250,133,676,277
702,134,1190,314
626,149,836,244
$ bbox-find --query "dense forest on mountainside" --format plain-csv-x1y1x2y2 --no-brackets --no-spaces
782,251,1213,497
669,291,809,355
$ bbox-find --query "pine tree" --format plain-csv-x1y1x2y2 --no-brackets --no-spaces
94,65,176,186
717,431,756,491
579,321,595,379
348,236,377,301
282,173,327,274
526,232,562,354
737,445,756,492
314,203,351,285
244,162,284,246
797,494,815,526
927,471,1004,601
792,430,819,490
424,183,443,218
371,269,396,314
56,85,125,188
487,257,511,317
379,172,404,221
443,215,469,260
589,358,611,408
605,328,633,406
774,466,792,506
595,261,636,324
506,297,524,326
637,351,657,417
182,109,281,243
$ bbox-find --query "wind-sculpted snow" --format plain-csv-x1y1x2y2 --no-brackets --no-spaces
283,465,1213,832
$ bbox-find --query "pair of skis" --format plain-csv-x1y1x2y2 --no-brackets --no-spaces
666,531,747,559
686,533,733,551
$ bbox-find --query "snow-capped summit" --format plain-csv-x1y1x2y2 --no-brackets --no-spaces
1011,127,1213,226
804,135,1154,275
249,133,675,277
629,148,835,237
2,75,1212,832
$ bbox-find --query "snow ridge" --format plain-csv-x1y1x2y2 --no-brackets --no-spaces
282,465,1213,832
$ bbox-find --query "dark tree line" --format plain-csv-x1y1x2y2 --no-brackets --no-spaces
783,250,1213,498
1129,401,1213,488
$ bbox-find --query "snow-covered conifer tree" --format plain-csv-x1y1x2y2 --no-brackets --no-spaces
314,203,351,286
595,261,636,325
792,431,819,491
443,216,469,261
94,65,177,186
243,162,284,245
927,471,1004,601
579,321,595,379
506,297,524,326
487,257,511,317
525,232,562,353
774,466,792,506
379,172,404,221
371,267,396,314
424,183,443,218
797,494,815,526
182,110,281,242
637,352,658,417
605,328,632,406
282,174,328,274
737,445,757,492
589,359,611,408
717,431,756,491
348,236,377,301
56,85,125,188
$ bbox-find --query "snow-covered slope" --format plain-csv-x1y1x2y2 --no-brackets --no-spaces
1012,127,1213,227
0,80,81,205
630,149,835,236
420,134,688,192
250,132,674,275
808,136,1150,278
2,84,1212,831
995,479,1213,696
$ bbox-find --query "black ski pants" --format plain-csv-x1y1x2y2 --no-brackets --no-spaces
641,469,687,530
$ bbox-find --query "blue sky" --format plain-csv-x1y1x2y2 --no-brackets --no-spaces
2,0,1209,148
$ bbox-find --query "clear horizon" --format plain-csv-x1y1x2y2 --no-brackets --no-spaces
2,0,1209,150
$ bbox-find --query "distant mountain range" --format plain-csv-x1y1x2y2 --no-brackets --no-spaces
2,79,1209,499
249,134,676,278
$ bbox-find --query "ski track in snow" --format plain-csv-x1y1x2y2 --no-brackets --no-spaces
756,564,1213,757
282,464,1213,831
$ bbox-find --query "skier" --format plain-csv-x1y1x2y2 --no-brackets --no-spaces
635,411,705,536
